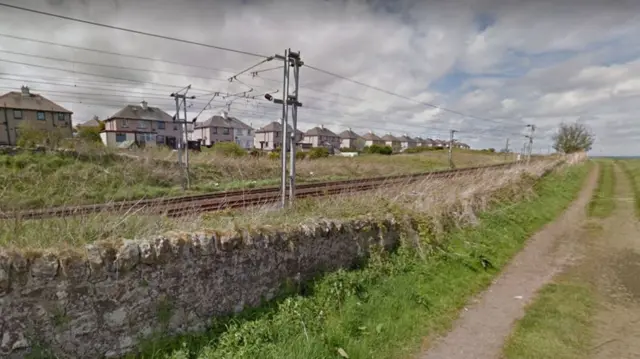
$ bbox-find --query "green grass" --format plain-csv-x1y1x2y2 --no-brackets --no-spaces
503,279,594,359
588,160,616,217
618,159,640,217
0,149,508,211
119,164,589,359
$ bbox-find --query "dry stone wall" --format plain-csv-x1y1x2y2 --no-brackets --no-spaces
0,217,409,358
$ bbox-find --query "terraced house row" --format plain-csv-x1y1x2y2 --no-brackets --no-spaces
1,87,470,151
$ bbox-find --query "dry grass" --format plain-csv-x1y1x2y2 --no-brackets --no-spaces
0,146,507,211
0,158,561,252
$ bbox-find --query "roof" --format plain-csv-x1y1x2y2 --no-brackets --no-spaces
107,103,173,122
0,89,72,113
339,129,360,139
397,135,416,143
255,121,302,135
361,132,383,141
77,118,101,127
195,113,252,130
305,126,339,137
381,134,401,142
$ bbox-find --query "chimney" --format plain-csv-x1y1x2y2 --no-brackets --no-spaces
20,86,30,97
220,110,228,119
140,100,148,110
320,124,324,129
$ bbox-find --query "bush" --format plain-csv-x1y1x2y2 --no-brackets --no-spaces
76,127,103,144
210,142,247,157
16,121,69,150
268,151,280,160
363,144,393,155
308,147,330,159
296,151,307,160
340,147,358,153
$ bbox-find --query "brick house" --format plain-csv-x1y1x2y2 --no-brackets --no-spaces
303,125,341,149
397,134,417,151
338,128,362,149
254,121,305,150
101,100,180,148
361,131,385,147
0,86,73,145
381,133,402,152
192,111,254,149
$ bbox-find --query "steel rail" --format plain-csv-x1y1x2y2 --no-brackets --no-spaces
0,162,519,220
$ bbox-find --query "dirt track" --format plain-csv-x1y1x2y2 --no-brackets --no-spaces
587,163,640,359
419,165,599,359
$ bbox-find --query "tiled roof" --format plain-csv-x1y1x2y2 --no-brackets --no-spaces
0,88,72,113
361,132,383,141
107,102,173,122
195,113,252,130
339,129,360,139
381,134,401,142
305,126,339,137
397,135,416,143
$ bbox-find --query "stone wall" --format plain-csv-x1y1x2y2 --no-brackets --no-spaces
0,217,408,358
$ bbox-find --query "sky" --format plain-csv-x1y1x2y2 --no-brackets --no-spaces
0,0,639,155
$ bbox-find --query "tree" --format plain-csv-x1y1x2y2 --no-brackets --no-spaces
552,122,595,154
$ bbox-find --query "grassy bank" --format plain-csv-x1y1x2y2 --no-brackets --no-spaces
588,160,615,217
1,161,553,251
503,278,595,359
119,163,589,359
0,148,506,211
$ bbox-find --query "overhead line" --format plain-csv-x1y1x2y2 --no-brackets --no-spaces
305,64,509,127
0,2,269,59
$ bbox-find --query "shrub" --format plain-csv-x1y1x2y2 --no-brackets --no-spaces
296,151,307,160
210,142,247,157
363,144,393,155
16,121,69,150
268,151,280,160
308,147,330,159
76,126,103,144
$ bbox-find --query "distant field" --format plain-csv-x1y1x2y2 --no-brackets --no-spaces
0,148,508,211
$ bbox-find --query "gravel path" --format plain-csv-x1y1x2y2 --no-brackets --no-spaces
419,165,599,359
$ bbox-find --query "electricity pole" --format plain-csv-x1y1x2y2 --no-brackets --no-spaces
448,129,457,169
504,138,510,162
170,88,196,190
262,49,303,208
525,124,535,164
288,51,302,205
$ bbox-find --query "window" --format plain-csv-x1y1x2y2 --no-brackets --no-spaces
122,119,129,127
275,132,279,138
115,133,127,143
247,129,251,135
13,110,22,119
223,127,229,135
57,113,65,121
213,127,217,134
137,121,148,129
156,135,165,144
37,111,45,121
173,124,178,130
157,121,165,130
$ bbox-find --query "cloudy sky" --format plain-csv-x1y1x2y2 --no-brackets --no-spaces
0,0,639,155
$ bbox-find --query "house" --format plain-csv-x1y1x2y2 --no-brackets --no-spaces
192,111,254,149
381,133,402,152
253,121,305,151
414,136,424,146
338,128,362,150
76,116,101,129
303,125,341,149
0,86,73,146
361,131,385,147
101,100,180,148
397,134,417,151
451,141,470,150
423,138,436,147
432,139,447,149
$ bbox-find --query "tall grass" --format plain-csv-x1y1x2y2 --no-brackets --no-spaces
618,160,640,217
587,160,616,217
0,147,507,211
122,159,588,359
1,160,557,252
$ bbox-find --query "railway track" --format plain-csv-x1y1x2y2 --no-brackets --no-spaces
1,162,521,220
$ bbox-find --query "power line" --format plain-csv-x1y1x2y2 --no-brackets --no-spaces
305,64,511,127
0,2,269,59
